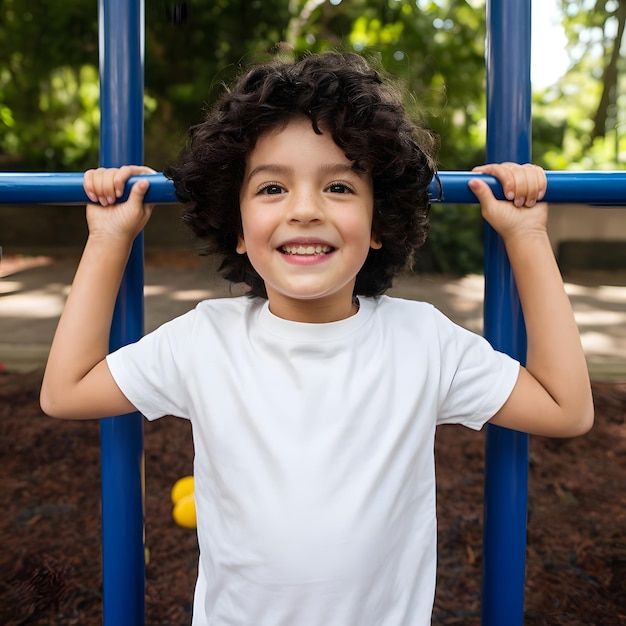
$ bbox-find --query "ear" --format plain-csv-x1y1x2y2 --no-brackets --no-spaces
236,234,246,254
370,232,382,250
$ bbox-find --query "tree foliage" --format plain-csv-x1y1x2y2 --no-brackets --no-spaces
140,0,489,174
0,0,489,171
0,0,98,169
533,0,626,170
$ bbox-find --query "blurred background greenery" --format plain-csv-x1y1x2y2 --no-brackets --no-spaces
1,0,624,273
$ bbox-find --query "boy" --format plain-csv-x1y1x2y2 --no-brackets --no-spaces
41,52,593,625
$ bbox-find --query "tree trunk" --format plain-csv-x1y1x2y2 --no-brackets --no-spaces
591,0,626,141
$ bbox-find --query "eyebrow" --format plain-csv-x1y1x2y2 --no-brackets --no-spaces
245,162,365,184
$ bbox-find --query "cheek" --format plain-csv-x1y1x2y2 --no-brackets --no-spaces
343,205,376,243
238,210,276,258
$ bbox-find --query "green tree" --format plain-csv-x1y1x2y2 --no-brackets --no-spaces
0,0,99,169
0,0,490,171
533,0,626,169
561,0,625,147
141,0,489,173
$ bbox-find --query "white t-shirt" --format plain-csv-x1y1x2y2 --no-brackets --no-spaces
107,295,519,626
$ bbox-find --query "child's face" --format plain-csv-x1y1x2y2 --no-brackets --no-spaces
238,117,380,323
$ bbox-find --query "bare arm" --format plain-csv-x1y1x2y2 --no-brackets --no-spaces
469,163,594,437
40,166,155,420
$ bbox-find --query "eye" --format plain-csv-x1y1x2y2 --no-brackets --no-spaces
327,182,353,194
258,183,285,195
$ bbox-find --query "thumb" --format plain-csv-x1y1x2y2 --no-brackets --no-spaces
128,179,150,203
467,178,495,204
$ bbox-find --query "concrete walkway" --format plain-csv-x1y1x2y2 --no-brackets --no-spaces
1,252,625,381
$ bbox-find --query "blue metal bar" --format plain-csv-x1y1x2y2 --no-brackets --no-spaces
481,1,531,625
2,170,626,205
98,1,146,625
0,173,177,204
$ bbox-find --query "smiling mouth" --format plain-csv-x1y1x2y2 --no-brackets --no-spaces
280,244,335,256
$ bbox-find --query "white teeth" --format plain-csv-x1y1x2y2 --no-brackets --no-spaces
281,244,332,255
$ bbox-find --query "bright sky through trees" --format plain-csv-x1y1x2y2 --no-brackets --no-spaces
532,0,569,88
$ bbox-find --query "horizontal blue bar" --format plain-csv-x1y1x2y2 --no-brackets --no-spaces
0,173,176,205
0,171,625,205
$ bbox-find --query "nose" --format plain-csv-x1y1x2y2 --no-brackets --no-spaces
286,188,324,224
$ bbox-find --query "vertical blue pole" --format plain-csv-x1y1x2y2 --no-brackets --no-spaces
481,1,531,625
98,1,146,625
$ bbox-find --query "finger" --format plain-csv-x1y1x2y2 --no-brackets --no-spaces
520,163,539,206
94,168,114,203
87,167,118,206
535,164,547,202
95,167,118,206
520,164,548,207
509,164,531,207
112,166,136,199
113,165,157,199
472,163,518,201
83,169,99,204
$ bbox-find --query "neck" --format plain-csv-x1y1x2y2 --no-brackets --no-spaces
266,295,360,324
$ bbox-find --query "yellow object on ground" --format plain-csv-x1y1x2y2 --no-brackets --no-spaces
171,475,194,504
171,476,197,528
173,493,196,529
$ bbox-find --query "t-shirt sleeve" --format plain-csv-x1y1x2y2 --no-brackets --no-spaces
106,310,195,421
433,308,520,431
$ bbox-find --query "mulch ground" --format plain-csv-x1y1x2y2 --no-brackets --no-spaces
0,370,624,625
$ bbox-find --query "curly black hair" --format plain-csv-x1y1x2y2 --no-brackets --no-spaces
165,51,438,298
